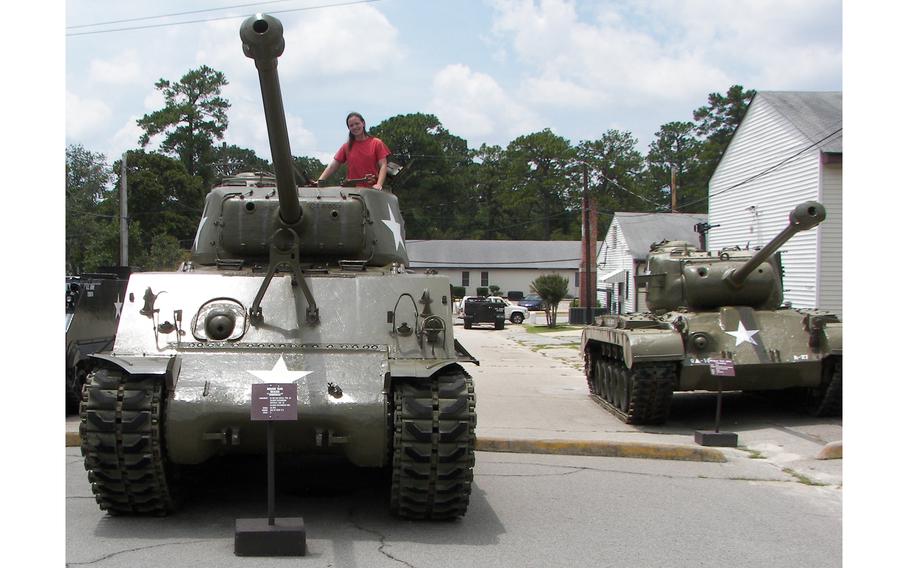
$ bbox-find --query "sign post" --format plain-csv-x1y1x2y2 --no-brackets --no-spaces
234,383,306,556
694,359,739,447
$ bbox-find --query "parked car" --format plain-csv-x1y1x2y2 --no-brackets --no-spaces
458,296,529,324
517,294,544,311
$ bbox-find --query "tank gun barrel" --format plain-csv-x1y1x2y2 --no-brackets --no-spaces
240,14,302,225
725,201,826,288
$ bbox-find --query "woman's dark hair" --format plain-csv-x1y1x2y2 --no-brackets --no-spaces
346,111,367,150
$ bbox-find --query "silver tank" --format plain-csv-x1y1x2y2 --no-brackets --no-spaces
79,13,477,520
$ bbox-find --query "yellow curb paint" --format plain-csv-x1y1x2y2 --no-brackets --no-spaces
476,437,726,463
66,431,80,448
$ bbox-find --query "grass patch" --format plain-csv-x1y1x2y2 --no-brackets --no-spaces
783,467,828,486
523,324,586,335
742,449,765,459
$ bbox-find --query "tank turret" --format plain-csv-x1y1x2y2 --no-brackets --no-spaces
642,201,826,313
192,14,408,272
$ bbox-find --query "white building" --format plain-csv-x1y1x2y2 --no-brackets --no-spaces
406,240,596,299
708,91,842,314
597,212,706,313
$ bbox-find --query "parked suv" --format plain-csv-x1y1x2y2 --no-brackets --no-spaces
459,296,529,324
462,296,506,329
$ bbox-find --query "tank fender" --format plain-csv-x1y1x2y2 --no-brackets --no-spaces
824,322,843,355
583,327,684,368
389,359,463,378
90,354,180,391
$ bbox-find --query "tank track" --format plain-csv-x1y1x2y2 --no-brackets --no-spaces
808,356,842,417
79,367,177,515
390,368,476,519
586,348,676,425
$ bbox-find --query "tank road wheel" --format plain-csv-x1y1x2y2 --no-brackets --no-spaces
510,312,525,324
585,351,600,394
596,358,607,397
79,367,178,515
807,356,842,417
391,369,476,519
606,361,619,405
615,366,631,414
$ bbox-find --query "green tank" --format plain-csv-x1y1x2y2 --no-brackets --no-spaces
581,201,842,424
65,268,131,413
79,13,477,519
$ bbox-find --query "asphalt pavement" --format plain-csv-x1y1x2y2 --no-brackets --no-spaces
64,313,843,487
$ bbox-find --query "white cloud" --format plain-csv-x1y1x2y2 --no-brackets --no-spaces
488,0,840,110
66,90,111,140
88,50,142,85
428,64,543,142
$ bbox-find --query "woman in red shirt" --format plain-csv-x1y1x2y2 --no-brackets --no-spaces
317,112,391,190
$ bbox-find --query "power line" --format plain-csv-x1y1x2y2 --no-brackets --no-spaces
67,0,298,29
66,0,380,37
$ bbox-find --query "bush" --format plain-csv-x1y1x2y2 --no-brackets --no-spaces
476,287,489,297
489,284,501,296
452,286,466,298
530,274,569,328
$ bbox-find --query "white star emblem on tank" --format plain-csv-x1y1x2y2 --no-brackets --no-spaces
382,204,404,251
192,214,207,250
113,295,123,320
247,355,314,384
725,321,760,346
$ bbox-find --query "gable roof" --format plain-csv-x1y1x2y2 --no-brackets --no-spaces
758,91,842,153
610,212,707,259
406,240,599,270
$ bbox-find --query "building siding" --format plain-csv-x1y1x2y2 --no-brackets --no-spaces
598,223,635,313
818,162,843,315
708,95,825,309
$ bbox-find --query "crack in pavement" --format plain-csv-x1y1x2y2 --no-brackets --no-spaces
347,507,418,568
66,539,219,566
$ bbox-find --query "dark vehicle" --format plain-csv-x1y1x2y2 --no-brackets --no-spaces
65,268,130,413
581,201,842,424
518,294,544,311
79,14,477,520
463,296,506,329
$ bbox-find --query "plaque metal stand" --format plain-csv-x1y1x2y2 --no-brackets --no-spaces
694,359,739,447
234,383,306,556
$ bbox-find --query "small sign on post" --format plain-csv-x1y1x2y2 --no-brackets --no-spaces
235,382,306,557
251,383,298,421
694,359,739,448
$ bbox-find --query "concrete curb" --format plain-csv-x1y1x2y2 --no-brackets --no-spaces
476,436,727,463
67,431,725,462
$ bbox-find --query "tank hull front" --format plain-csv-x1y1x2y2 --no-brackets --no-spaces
108,269,461,467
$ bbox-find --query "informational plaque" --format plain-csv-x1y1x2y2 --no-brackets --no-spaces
708,359,735,377
251,383,298,421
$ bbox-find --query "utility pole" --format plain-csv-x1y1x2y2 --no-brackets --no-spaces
670,165,678,213
580,165,597,323
120,152,128,266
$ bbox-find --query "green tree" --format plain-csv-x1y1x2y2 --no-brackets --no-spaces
693,84,756,169
66,144,114,273
371,113,473,239
467,144,510,239
206,143,271,180
645,121,705,212
107,150,205,269
503,129,576,240
530,274,569,328
137,65,230,183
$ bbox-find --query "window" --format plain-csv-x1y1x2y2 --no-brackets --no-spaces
481,271,489,286
574,272,580,287
462,271,470,286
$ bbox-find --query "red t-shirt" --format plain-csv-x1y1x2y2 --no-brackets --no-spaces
333,137,391,187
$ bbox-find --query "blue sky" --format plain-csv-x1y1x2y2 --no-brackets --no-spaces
65,0,843,166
